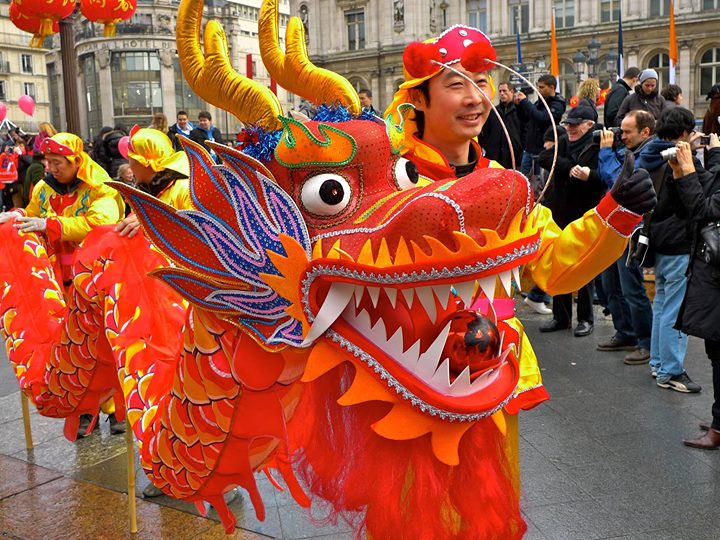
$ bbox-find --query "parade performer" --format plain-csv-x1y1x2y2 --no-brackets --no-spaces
0,2,656,539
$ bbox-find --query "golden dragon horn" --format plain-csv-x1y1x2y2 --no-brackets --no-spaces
176,0,284,130
259,0,362,115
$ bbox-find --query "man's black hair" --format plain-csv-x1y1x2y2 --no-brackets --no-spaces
177,110,188,118
625,110,656,135
624,67,641,80
499,81,516,91
660,84,682,103
198,110,212,121
655,107,695,141
538,74,556,89
413,79,431,138
359,88,372,98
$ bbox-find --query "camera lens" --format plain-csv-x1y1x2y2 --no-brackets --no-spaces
660,148,677,162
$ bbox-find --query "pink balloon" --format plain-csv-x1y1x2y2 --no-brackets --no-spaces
18,95,35,117
118,135,130,159
0,102,6,124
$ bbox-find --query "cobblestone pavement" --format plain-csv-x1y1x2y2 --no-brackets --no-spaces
1,300,719,539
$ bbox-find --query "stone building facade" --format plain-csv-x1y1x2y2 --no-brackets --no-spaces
293,0,720,120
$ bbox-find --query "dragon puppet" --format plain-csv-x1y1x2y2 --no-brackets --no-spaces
0,0,654,538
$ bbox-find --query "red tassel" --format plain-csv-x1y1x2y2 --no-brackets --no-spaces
461,41,497,73
403,42,442,79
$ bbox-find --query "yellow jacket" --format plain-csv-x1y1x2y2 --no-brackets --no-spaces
157,178,192,210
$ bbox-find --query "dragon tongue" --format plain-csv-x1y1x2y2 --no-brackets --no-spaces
302,282,355,345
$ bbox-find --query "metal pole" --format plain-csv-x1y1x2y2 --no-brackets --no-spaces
126,418,138,534
21,393,33,450
59,16,81,135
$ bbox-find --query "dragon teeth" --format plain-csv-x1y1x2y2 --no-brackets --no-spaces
450,365,473,394
498,270,513,297
401,287,415,309
415,320,452,379
302,282,354,345
429,358,452,393
385,287,397,308
454,280,475,307
415,286,437,324
367,286,381,308
477,275,496,304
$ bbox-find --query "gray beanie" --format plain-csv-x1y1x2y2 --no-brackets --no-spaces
639,69,658,84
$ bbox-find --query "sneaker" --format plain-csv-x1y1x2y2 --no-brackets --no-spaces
650,365,658,378
76,414,99,439
108,413,126,435
656,372,701,393
524,297,552,315
624,347,650,365
143,483,164,498
597,334,638,351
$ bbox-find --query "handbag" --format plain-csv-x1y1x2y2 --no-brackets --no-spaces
699,221,720,267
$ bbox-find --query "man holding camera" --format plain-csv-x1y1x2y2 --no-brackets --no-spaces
595,111,656,364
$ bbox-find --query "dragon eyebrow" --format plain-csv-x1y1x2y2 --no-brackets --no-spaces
274,116,357,168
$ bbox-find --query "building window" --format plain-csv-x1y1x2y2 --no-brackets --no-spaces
699,47,720,96
600,0,620,23
346,9,365,51
650,0,670,16
21,54,33,74
173,57,204,121
23,82,35,100
0,81,5,102
467,0,487,33
509,1,529,34
703,0,719,9
111,51,162,124
555,0,574,29
80,54,102,139
647,52,670,90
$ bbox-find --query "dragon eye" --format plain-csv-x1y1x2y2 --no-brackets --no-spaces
394,158,419,190
300,173,352,216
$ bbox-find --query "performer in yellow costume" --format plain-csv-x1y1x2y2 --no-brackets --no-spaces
116,126,191,238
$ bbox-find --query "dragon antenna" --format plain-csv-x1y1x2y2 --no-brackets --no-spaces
259,0,362,115
177,0,284,130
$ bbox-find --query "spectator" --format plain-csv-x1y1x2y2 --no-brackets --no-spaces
703,83,720,136
479,81,525,170
189,111,224,164
616,68,671,123
537,100,606,337
33,122,58,155
23,152,45,205
604,67,641,128
358,88,379,116
101,126,129,180
167,110,194,151
115,163,135,185
661,84,684,107
577,78,600,109
515,74,566,178
149,112,168,134
670,136,720,448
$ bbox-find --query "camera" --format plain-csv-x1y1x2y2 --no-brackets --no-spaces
698,134,711,146
519,85,534,96
660,147,678,162
627,232,651,267
592,127,622,144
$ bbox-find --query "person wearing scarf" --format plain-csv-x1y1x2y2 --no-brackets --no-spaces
115,126,191,238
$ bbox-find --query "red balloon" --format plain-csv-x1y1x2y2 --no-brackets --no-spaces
0,102,6,124
18,95,35,117
118,136,130,159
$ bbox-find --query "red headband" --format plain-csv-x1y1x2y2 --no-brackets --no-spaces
40,137,75,156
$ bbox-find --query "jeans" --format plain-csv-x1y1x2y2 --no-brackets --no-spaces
520,151,538,178
527,285,550,304
650,254,690,381
618,247,653,350
601,260,636,341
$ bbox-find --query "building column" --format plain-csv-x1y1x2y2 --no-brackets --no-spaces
626,46,640,71
678,41,692,108
158,48,176,122
96,50,114,129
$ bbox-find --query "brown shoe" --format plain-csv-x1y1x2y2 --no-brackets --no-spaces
699,422,712,431
684,428,720,450
624,347,650,365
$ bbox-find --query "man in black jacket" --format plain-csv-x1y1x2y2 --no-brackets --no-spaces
603,67,640,128
515,74,566,178
167,110,194,151
479,81,526,170
537,100,606,337
189,111,224,163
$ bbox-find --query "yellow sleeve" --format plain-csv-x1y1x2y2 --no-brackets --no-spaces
24,181,45,217
55,184,122,243
527,193,642,295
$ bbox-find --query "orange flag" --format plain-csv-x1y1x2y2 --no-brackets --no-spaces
550,11,559,77
669,0,677,83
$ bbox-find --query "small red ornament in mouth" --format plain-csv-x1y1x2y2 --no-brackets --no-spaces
443,310,501,379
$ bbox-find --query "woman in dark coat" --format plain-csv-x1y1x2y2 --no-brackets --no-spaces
669,135,720,448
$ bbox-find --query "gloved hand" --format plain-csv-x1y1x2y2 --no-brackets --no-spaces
14,216,47,233
610,150,657,215
0,211,22,224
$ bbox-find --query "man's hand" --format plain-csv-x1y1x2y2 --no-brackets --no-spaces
610,150,656,215
0,211,21,224
115,214,141,238
668,141,695,179
514,91,527,103
570,165,591,181
14,216,46,233
709,133,720,150
600,129,616,149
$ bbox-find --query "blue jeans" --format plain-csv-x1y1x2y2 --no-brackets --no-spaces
520,151,538,177
618,247,653,350
527,285,550,303
650,253,690,381
601,260,636,341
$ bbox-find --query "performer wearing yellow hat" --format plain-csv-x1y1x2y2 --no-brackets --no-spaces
0,132,124,283
115,126,192,238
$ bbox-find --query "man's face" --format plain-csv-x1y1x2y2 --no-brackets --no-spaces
177,114,189,129
198,117,211,130
46,154,79,184
641,78,657,95
498,84,513,104
620,116,650,149
413,67,493,149
538,81,555,99
359,92,372,108
565,120,594,142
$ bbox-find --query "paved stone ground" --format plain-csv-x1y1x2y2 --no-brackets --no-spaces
1,299,719,539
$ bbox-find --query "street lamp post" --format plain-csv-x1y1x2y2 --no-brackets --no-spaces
572,50,587,84
586,36,602,78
